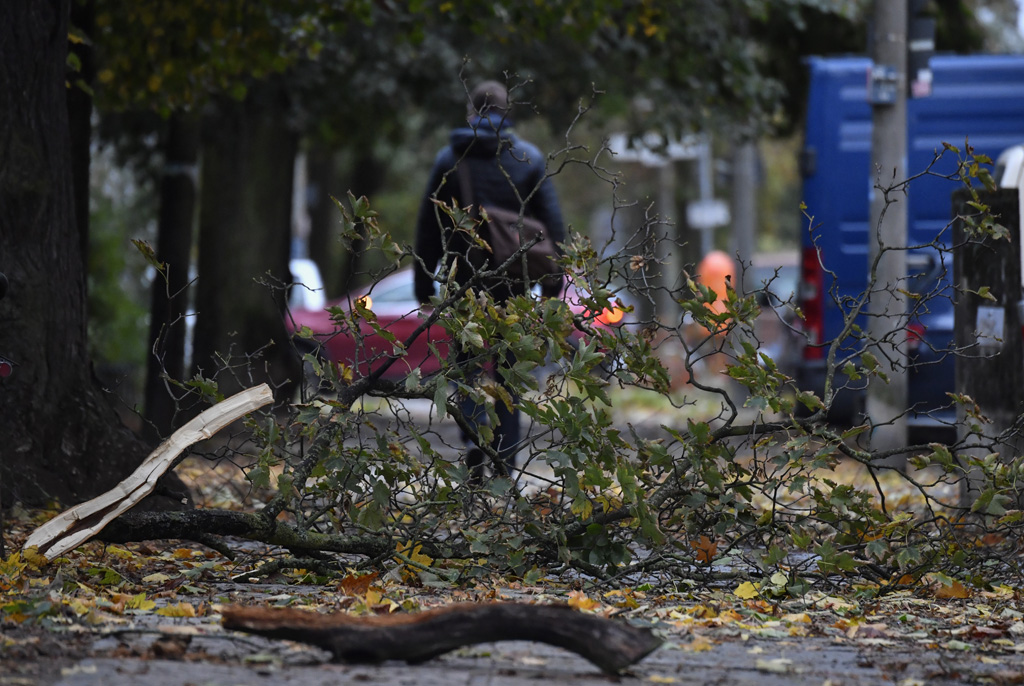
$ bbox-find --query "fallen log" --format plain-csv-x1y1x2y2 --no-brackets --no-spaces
221,602,662,674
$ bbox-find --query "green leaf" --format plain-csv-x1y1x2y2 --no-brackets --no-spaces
404,368,422,392
433,381,448,421
842,362,861,381
795,391,823,412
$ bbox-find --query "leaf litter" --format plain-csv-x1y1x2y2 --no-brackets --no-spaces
5,506,1024,685
5,445,1024,684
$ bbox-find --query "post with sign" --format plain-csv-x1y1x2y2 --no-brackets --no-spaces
607,133,729,323
952,189,1024,505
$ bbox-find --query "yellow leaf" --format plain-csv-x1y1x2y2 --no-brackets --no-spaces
718,609,744,623
689,605,718,619
105,546,134,559
734,581,760,599
68,599,92,616
364,588,383,606
782,612,811,624
172,549,196,559
142,573,171,583
679,636,714,652
156,602,196,618
648,676,676,683
934,580,971,599
395,540,433,568
21,547,48,568
821,596,859,611
567,590,601,612
127,593,156,611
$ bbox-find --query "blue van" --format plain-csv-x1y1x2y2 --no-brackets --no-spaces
796,55,1024,435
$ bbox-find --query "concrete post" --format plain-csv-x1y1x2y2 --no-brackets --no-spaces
866,0,910,456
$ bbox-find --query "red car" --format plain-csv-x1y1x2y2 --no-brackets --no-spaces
286,267,630,383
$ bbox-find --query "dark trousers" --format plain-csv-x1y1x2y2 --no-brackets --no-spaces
456,346,521,475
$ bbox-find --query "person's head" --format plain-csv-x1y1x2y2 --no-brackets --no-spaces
468,80,509,119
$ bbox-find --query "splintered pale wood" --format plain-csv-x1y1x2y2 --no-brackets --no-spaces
221,602,663,674
23,384,274,561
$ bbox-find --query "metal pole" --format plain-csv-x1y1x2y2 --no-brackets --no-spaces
697,134,714,256
866,0,909,455
657,161,679,321
730,141,757,295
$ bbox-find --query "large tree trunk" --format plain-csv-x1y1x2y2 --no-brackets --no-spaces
68,0,95,263
143,111,201,440
0,1,187,509
192,83,299,399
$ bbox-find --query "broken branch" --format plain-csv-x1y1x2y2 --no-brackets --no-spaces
23,384,274,560
221,602,662,674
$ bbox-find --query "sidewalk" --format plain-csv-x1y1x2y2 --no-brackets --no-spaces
48,627,1024,686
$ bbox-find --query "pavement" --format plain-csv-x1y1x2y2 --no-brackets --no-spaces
39,625,1024,686
8,580,1024,686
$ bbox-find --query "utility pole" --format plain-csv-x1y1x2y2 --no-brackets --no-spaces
865,0,909,455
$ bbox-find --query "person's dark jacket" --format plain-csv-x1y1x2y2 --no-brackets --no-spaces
413,115,565,304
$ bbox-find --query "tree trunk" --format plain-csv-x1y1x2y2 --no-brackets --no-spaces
68,0,95,263
0,1,187,509
144,111,201,440
192,84,298,399
337,146,388,294
305,146,341,299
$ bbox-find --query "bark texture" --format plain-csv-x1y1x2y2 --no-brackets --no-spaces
0,1,188,508
192,83,298,400
144,111,201,440
222,602,663,674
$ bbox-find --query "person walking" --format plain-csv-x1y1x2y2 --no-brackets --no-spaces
413,80,565,481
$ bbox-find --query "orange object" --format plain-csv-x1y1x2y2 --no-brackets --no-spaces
697,250,736,316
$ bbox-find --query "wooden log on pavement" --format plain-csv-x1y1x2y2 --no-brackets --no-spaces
221,602,662,674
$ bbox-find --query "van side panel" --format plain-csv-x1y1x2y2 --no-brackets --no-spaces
800,55,1024,427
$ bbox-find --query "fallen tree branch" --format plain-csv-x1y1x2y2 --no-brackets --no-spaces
98,509,393,559
221,602,662,674
22,384,274,560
